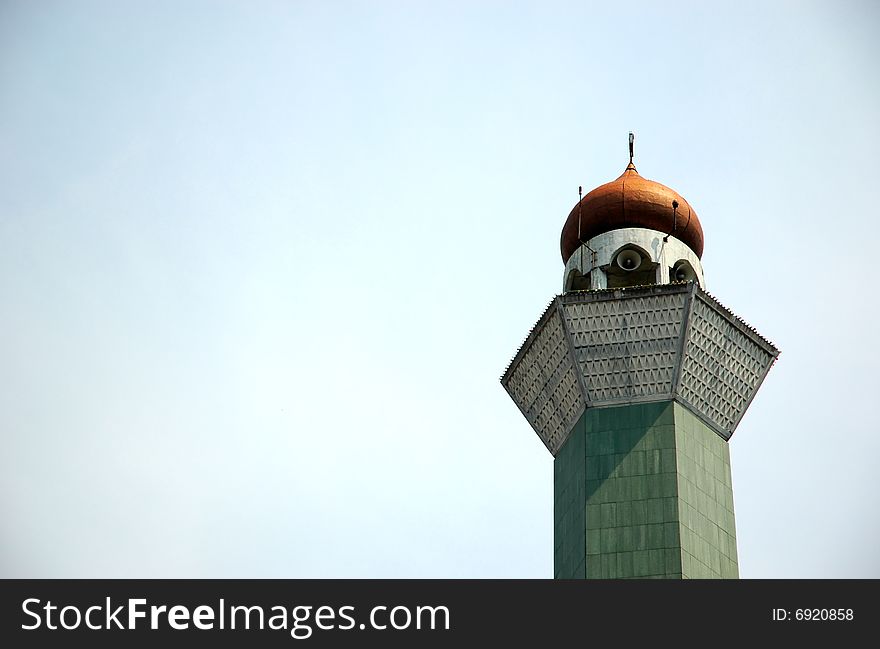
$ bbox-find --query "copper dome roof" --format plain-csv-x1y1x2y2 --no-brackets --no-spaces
560,163,704,263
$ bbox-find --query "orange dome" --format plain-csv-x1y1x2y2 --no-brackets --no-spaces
560,163,704,263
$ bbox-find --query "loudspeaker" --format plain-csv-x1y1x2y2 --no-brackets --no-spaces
616,249,642,271
672,261,697,283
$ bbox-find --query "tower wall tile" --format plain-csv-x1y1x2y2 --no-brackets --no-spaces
554,400,738,579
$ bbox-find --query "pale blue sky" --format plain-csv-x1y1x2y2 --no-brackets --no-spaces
1,0,878,577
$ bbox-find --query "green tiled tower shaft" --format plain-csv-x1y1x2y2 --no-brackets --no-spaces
554,401,738,579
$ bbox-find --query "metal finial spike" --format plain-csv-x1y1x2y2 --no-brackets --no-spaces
628,132,635,163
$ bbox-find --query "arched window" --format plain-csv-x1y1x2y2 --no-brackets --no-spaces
565,269,591,292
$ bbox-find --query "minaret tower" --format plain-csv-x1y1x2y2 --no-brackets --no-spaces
501,136,779,579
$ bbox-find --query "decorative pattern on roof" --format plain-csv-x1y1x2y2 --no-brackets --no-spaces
501,283,779,455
